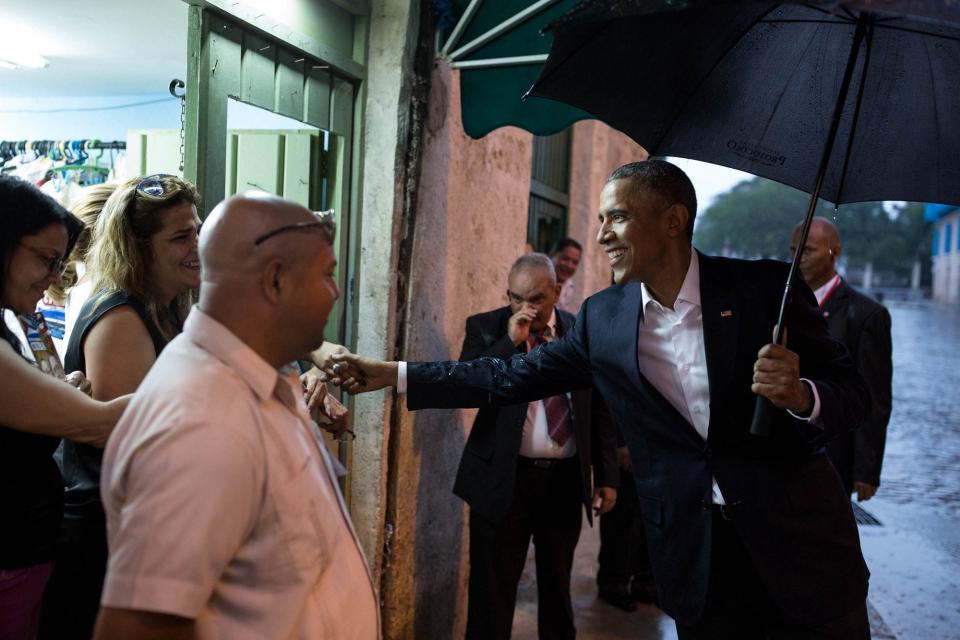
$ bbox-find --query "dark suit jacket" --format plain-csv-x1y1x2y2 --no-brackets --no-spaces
406,253,871,626
822,279,893,491
454,306,619,526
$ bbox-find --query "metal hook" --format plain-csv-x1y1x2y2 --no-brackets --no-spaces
169,78,186,99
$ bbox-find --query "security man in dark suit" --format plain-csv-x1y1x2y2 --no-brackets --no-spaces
456,253,618,640
791,217,893,501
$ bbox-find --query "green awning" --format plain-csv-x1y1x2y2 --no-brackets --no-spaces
440,0,592,139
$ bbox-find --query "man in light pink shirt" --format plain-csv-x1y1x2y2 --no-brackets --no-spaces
94,194,379,639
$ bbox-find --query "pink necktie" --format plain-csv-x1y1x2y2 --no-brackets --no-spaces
529,329,573,447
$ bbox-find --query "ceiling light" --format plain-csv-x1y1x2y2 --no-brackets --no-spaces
0,50,49,69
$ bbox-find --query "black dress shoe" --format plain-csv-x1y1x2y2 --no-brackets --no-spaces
598,585,638,612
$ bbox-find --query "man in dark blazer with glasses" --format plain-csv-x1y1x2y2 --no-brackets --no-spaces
455,253,618,639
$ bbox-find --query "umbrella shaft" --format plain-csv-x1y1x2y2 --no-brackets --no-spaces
755,12,872,436
777,12,871,338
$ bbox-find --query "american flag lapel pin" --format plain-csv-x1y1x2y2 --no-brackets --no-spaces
720,310,733,317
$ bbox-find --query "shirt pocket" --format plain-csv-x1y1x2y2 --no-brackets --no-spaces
269,455,329,577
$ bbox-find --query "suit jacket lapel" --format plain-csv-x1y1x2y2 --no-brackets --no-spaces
613,281,707,446
611,281,645,392
822,280,850,339
697,252,741,418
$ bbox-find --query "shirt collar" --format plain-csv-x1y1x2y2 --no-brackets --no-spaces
184,306,281,404
641,249,701,311
813,273,842,305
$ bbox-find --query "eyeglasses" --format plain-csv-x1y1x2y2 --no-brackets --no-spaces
254,209,336,246
136,174,176,198
20,244,67,277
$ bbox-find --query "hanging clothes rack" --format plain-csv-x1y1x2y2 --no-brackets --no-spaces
0,139,126,164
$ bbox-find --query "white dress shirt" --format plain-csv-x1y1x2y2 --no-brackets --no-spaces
557,278,578,312
101,307,379,639
637,251,726,502
518,310,576,459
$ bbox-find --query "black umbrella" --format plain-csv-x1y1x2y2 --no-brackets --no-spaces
527,0,960,435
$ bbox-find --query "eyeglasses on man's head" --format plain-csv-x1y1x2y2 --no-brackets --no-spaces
253,209,336,246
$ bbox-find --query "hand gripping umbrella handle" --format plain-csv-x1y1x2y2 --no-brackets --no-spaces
749,14,869,437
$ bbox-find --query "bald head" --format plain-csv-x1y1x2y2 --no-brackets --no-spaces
790,216,841,290
197,193,340,366
199,193,329,284
793,217,840,246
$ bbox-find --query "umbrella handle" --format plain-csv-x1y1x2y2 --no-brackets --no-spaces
749,394,775,437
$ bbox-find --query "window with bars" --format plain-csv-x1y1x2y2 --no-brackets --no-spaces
528,130,571,253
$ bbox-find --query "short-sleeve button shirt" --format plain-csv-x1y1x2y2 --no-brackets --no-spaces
100,307,379,639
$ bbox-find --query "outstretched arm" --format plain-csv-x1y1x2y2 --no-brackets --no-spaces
0,339,128,446
332,299,596,410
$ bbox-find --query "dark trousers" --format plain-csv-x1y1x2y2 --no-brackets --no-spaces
597,467,654,591
675,509,870,640
466,456,583,640
38,510,107,640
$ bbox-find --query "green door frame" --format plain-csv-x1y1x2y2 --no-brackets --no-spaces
182,3,369,490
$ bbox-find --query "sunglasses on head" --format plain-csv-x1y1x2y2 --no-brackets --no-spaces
135,174,177,198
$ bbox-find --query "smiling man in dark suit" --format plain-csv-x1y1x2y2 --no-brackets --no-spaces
791,217,893,502
334,160,872,639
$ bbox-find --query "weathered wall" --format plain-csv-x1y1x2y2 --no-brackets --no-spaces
565,120,649,308
350,0,419,583
379,61,533,639
376,66,649,637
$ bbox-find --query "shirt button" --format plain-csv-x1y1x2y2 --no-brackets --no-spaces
694,406,702,414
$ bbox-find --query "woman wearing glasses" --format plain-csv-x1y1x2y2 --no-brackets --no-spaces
0,175,128,640
39,175,201,640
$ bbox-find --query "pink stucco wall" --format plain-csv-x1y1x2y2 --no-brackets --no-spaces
381,62,535,639
381,64,648,639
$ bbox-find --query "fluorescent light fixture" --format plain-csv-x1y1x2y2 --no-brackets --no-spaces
0,15,54,70
0,50,49,69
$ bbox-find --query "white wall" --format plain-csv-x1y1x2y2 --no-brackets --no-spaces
0,94,180,141
933,211,960,303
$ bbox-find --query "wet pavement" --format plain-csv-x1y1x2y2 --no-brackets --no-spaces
855,301,960,640
512,301,960,639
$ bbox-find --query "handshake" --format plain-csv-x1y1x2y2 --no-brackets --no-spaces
301,342,400,438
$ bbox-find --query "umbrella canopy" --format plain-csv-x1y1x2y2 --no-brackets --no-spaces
529,0,960,435
438,0,592,138
528,0,960,206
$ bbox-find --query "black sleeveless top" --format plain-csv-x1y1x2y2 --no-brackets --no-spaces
0,331,63,568
59,291,169,515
